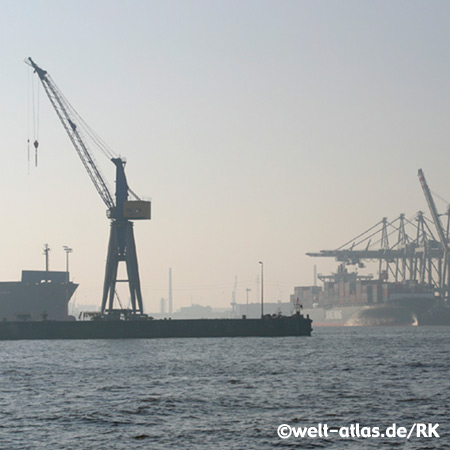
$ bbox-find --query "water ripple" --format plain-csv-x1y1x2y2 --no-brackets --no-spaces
0,328,448,449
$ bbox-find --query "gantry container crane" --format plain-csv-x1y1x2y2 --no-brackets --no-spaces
26,57,151,316
418,168,449,298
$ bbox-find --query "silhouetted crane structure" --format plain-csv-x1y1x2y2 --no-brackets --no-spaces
26,57,151,316
418,169,450,300
307,210,449,293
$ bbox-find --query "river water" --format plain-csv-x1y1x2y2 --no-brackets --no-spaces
0,326,448,449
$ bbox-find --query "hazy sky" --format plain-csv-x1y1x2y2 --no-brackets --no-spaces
2,0,450,312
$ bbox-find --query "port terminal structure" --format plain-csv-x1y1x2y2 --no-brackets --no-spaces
26,58,151,316
307,170,450,306
307,212,444,285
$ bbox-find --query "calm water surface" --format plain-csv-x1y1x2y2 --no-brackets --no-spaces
0,327,448,449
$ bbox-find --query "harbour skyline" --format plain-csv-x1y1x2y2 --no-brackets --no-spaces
2,1,450,311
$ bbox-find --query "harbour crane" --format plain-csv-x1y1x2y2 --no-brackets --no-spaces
26,57,151,316
418,168,449,298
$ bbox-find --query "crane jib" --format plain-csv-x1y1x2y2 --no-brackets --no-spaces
26,57,151,220
27,57,116,211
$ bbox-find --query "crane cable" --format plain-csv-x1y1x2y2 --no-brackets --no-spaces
27,68,31,173
33,75,40,166
28,64,141,201
27,68,40,169
50,75,117,161
65,99,143,200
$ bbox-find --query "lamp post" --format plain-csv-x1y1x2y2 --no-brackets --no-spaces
259,261,264,318
63,246,73,282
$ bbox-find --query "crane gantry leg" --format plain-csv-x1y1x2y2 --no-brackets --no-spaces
101,220,144,315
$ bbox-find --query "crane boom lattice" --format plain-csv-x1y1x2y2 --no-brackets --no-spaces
26,58,115,211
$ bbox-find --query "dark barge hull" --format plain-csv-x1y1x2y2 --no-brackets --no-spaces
0,315,312,340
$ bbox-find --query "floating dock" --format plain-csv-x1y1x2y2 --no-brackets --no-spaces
0,313,312,340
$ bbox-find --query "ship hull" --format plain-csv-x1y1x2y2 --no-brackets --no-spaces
0,271,78,321
416,306,450,326
292,266,443,326
301,305,361,326
303,301,450,326
0,315,312,340
346,304,419,326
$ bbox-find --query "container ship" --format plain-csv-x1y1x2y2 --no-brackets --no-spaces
290,264,441,326
303,203,450,326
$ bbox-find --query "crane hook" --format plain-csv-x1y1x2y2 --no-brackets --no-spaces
34,140,39,167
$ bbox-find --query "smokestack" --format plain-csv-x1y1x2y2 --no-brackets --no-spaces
169,267,173,315
314,265,317,287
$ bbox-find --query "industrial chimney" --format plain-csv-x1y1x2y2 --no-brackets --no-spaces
169,267,173,315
